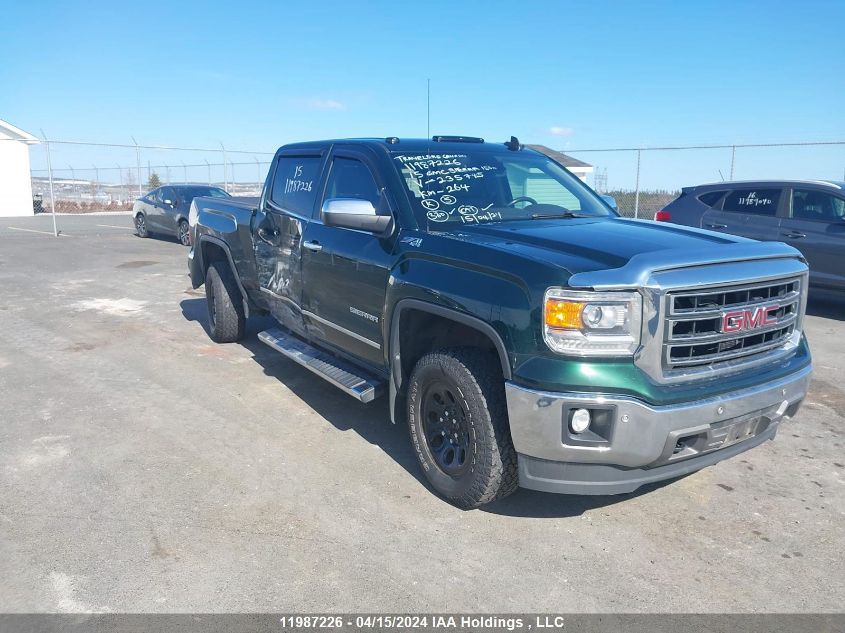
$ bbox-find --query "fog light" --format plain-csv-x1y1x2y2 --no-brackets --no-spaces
570,408,591,434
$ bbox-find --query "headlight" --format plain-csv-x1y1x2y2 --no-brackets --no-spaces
188,201,198,228
543,288,642,356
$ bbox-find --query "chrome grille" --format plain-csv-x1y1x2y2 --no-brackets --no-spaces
664,277,802,370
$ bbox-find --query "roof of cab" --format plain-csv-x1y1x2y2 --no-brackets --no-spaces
278,137,541,155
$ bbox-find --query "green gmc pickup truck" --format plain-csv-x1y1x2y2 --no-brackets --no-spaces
188,136,812,509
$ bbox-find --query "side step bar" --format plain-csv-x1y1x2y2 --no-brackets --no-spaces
258,327,385,403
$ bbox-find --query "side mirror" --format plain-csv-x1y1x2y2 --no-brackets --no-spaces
164,199,174,207
600,194,618,212
322,198,393,233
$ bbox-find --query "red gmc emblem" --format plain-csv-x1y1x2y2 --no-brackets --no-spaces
721,305,779,333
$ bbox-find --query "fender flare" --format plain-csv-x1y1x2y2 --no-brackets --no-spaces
196,235,251,317
387,298,512,423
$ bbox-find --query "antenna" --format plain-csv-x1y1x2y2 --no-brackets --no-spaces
718,169,725,181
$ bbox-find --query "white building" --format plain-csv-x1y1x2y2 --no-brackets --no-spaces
526,144,594,182
0,119,39,217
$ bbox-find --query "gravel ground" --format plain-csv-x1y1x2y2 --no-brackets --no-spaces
0,214,842,613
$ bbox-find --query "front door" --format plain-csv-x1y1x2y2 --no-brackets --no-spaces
145,187,167,231
158,186,178,234
300,150,395,368
781,187,845,290
253,152,326,334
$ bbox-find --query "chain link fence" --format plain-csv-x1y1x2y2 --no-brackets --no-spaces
19,137,274,219
6,136,845,232
576,141,845,218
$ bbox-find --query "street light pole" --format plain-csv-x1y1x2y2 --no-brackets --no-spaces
40,129,59,237
116,163,124,203
131,136,142,198
220,142,228,193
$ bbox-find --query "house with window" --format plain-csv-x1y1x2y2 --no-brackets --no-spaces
0,119,39,217
526,144,593,182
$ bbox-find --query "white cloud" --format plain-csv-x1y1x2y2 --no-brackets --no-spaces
549,126,574,136
306,98,347,111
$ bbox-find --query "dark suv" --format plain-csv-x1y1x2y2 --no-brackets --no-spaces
658,180,845,292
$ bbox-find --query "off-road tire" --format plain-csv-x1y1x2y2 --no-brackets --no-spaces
205,260,245,343
134,213,149,238
407,348,519,509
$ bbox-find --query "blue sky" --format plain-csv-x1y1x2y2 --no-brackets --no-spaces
2,0,844,189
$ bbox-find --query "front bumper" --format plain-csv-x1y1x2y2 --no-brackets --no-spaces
505,364,812,495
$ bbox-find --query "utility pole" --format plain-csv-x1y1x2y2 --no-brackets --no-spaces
205,159,211,185
181,160,187,183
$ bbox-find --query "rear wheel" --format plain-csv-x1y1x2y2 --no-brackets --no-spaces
134,213,148,238
407,348,518,509
205,260,245,343
178,220,191,246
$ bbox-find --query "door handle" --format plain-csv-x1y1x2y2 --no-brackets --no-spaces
303,240,323,252
257,226,279,245
781,231,806,239
706,223,727,229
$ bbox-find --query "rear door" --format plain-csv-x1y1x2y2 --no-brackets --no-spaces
780,186,845,290
253,150,327,335
702,187,784,240
299,148,395,368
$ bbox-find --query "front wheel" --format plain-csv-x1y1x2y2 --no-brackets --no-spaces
134,213,148,238
178,220,191,246
205,260,245,343
407,348,518,509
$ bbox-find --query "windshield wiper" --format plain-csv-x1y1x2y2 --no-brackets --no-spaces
529,212,589,220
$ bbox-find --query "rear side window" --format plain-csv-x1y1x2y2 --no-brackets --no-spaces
722,189,781,216
270,156,322,216
698,190,726,208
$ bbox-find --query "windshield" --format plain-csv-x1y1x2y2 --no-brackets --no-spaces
178,186,230,203
391,148,614,228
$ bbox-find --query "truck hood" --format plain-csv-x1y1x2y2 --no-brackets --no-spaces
445,216,749,276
